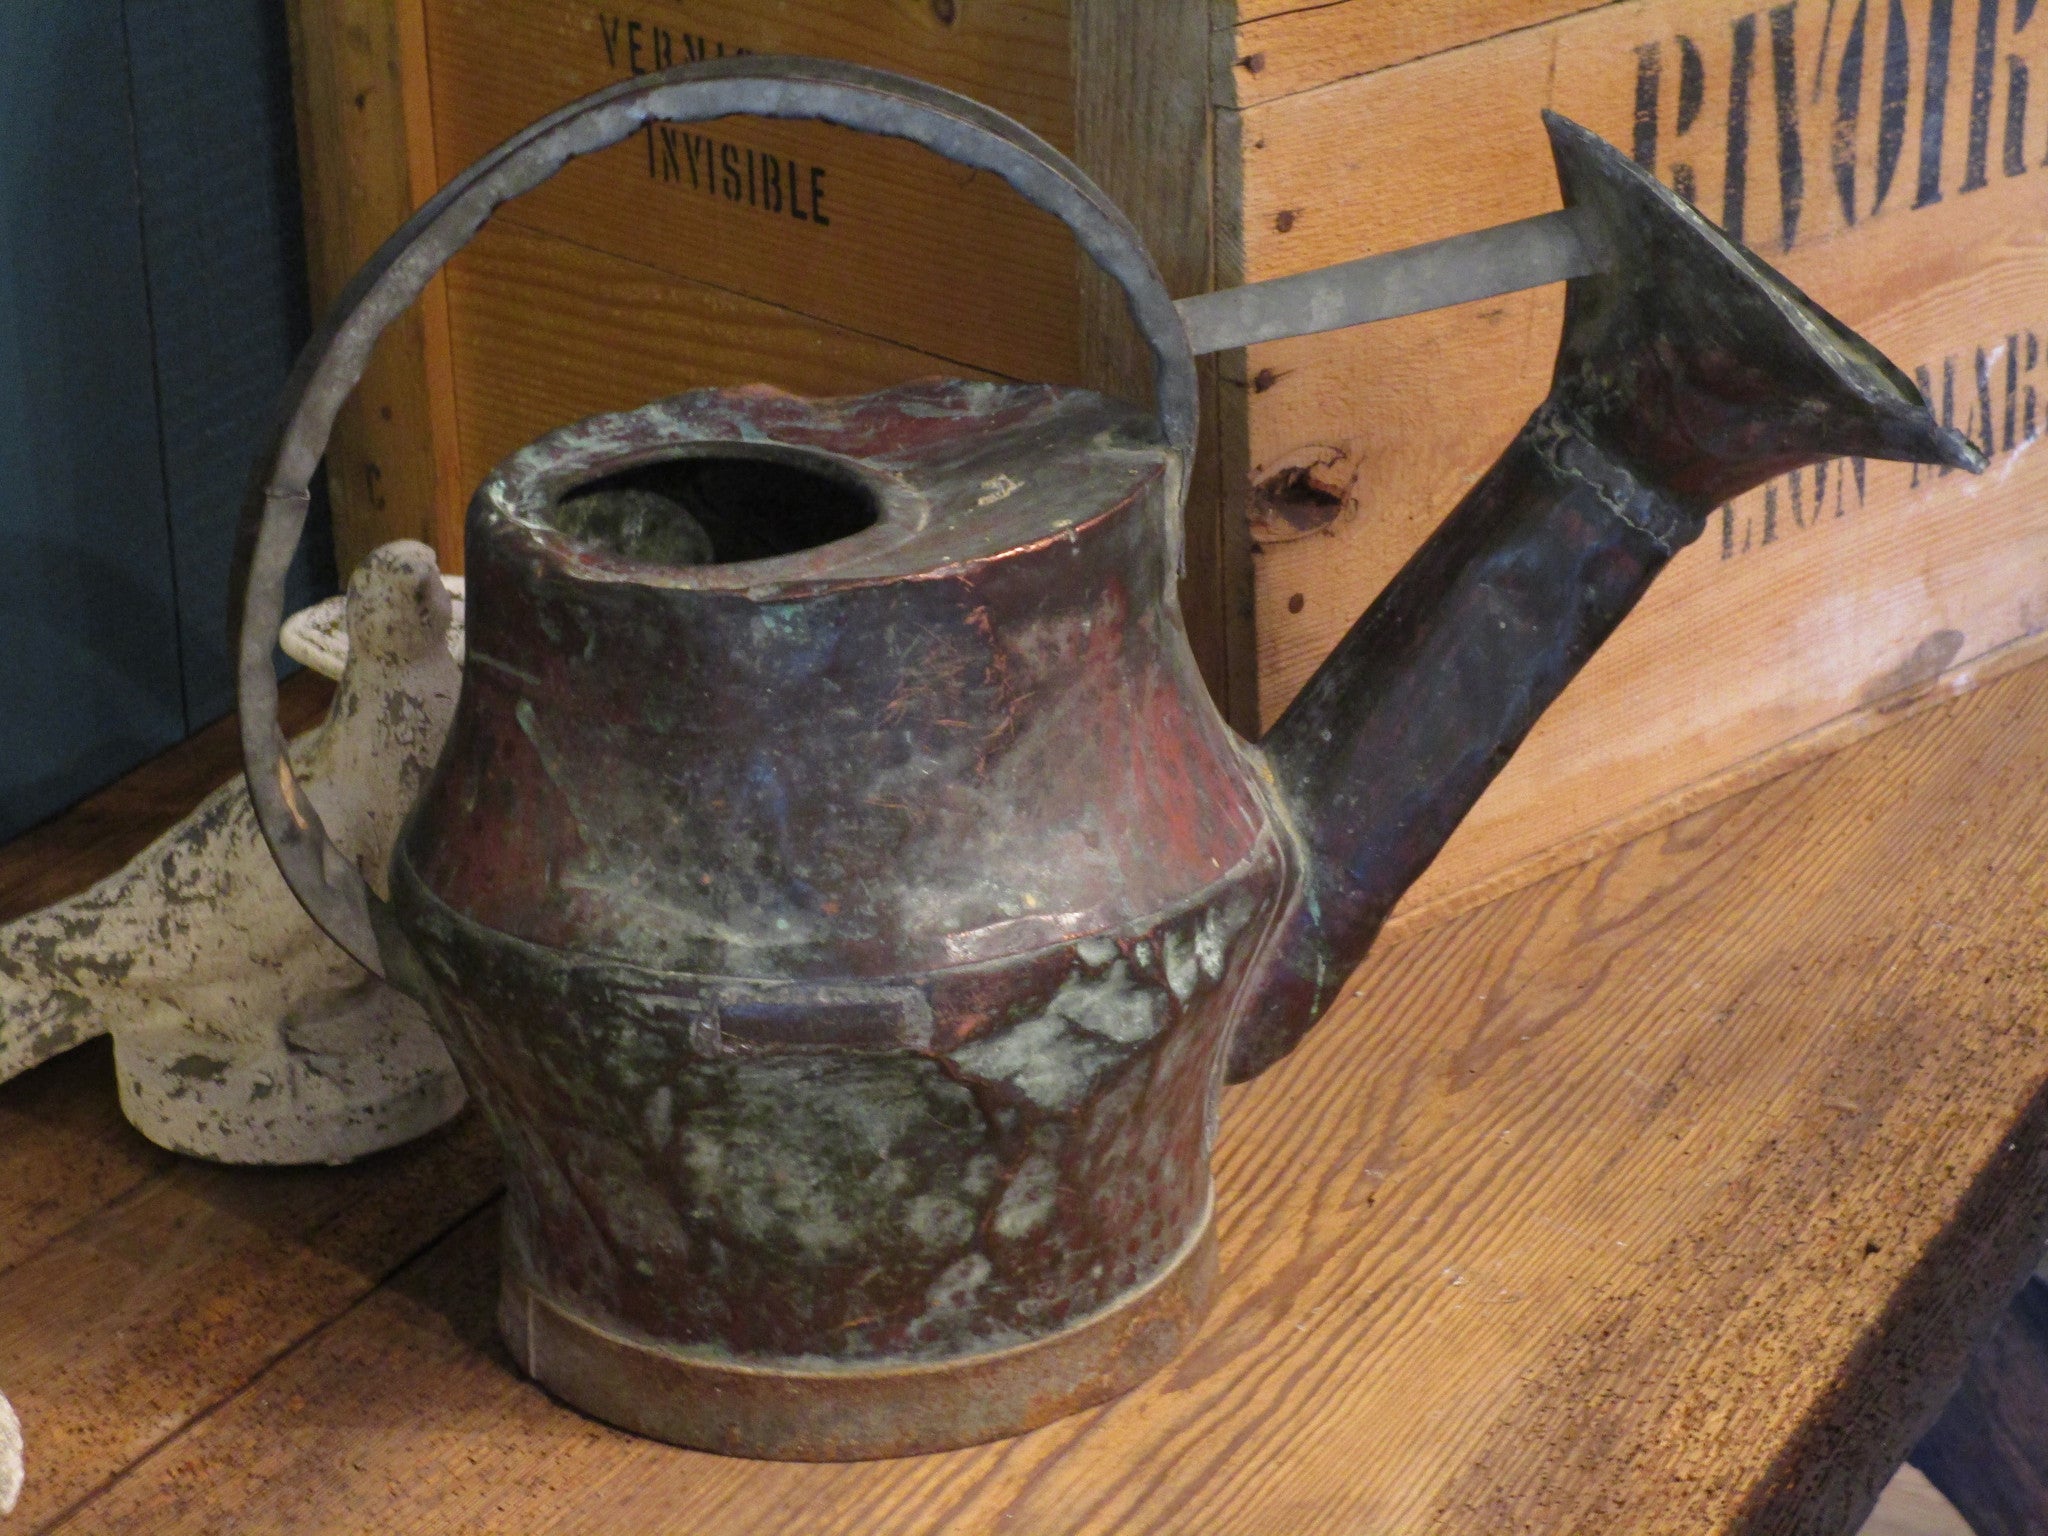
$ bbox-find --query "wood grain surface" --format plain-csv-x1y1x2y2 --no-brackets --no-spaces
1215,0,1617,108
1072,0,1246,723
13,651,2048,1532
0,670,518,1535
421,0,1081,387
0,1118,500,1530
1223,0,2048,929
286,0,463,577
0,1042,169,1282
1221,0,1608,30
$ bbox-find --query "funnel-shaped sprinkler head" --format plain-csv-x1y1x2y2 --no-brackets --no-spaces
1542,110,1984,507
1229,113,1980,1086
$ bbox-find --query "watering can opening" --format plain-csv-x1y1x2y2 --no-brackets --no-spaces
553,442,884,568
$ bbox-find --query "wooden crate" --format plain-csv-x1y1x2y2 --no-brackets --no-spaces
288,0,2048,925
1221,0,2048,917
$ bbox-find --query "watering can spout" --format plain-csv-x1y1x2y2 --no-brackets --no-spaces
1229,111,1981,1083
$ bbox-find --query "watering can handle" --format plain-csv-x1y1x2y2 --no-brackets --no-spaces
231,56,1199,977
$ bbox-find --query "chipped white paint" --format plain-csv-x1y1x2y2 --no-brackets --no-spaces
0,543,466,1164
280,572,465,680
0,1390,18,1516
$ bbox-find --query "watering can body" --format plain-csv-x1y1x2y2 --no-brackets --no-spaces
234,58,1978,1458
395,382,1285,1453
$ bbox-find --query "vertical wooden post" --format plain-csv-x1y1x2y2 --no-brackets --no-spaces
1071,1,1255,732
284,0,463,579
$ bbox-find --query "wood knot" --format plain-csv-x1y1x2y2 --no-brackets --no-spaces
1249,446,1357,542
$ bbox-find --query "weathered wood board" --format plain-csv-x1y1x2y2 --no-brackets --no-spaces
422,0,1082,387
286,0,463,577
1216,0,1617,108
24,638,2048,1535
1221,0,2048,915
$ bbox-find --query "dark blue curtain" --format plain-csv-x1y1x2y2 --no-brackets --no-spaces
0,0,334,843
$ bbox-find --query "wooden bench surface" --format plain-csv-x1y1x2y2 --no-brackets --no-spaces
6,659,2048,1534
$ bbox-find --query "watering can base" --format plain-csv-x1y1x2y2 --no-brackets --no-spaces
498,1208,1218,1460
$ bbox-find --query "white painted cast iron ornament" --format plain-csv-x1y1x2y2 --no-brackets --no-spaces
0,542,467,1165
0,1390,19,1517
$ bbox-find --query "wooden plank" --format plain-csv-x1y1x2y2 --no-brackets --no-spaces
1216,0,1620,109
1072,0,1209,420
421,0,1082,387
1072,0,1245,723
287,0,459,578
1226,0,2048,282
1221,0,2048,922
0,1116,499,1530
439,220,1003,500
395,0,469,564
50,653,2048,1534
1380,621,2048,939
0,1040,168,1282
1227,0,1602,27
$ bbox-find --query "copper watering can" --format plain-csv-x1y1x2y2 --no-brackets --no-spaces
233,58,1980,1460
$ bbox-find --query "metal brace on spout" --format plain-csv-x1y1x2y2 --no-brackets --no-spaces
1176,205,1611,356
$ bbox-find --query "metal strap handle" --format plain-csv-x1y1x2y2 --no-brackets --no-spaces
233,55,1198,975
